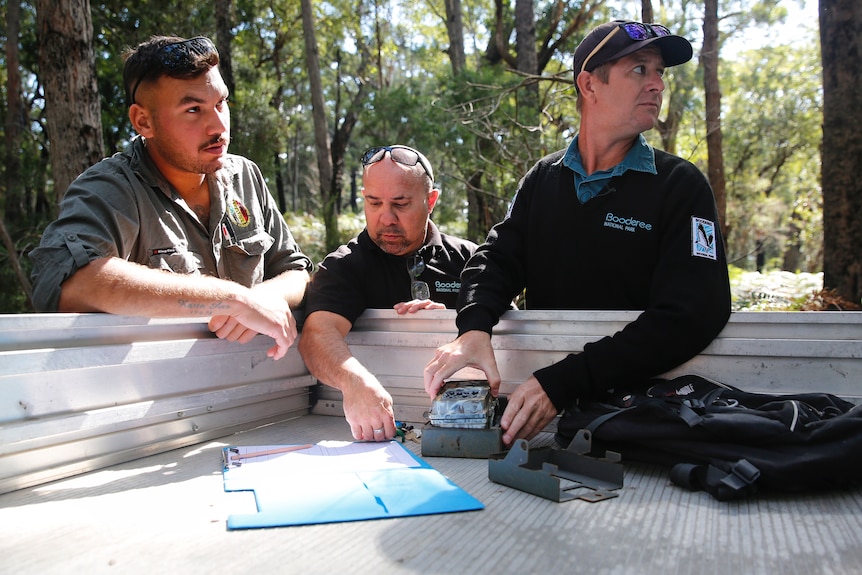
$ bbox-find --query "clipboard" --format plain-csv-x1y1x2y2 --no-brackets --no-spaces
222,440,483,529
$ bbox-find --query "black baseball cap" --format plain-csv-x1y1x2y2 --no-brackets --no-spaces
573,20,692,81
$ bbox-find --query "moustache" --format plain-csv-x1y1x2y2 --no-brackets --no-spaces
202,136,230,150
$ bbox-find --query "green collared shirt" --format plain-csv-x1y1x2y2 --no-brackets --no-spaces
29,137,312,311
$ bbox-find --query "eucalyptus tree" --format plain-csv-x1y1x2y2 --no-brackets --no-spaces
694,0,788,238
426,0,606,241
36,0,104,205
299,0,374,252
821,0,862,304
2,0,33,309
5,0,24,222
721,41,822,273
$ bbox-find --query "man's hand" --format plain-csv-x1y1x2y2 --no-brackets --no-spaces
209,283,297,360
58,258,306,360
392,299,446,314
298,311,396,441
423,330,501,398
499,376,558,446
342,377,396,442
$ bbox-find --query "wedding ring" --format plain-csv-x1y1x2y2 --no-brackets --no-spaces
373,428,384,434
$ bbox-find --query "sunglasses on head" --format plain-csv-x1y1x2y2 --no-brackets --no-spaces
361,146,434,181
621,22,671,40
130,37,217,105
580,22,672,73
407,254,431,300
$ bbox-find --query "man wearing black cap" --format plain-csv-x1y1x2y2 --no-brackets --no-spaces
425,20,731,447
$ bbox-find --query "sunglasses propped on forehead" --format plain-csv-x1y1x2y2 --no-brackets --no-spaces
361,146,434,182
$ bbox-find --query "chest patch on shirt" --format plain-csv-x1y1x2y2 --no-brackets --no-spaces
227,199,251,228
691,217,717,260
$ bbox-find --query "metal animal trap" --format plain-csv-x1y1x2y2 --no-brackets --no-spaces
421,380,506,458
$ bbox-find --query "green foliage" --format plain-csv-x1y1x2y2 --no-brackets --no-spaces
284,210,367,268
721,38,822,271
729,265,823,311
0,250,33,313
285,205,467,269
0,0,830,313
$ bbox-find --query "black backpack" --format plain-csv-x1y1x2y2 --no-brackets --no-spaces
556,374,862,500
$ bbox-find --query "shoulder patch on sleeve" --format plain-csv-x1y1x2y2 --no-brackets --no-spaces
691,217,717,260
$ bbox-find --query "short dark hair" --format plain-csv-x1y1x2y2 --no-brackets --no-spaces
123,36,220,106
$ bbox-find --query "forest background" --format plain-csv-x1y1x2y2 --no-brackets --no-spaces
1,0,860,313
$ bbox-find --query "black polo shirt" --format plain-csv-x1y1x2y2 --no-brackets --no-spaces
304,221,477,325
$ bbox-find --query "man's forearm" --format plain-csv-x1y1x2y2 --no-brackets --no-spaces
57,256,250,317
257,269,310,309
299,313,372,392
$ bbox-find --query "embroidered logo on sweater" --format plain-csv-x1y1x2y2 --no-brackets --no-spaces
691,217,717,260
603,212,653,233
434,280,461,293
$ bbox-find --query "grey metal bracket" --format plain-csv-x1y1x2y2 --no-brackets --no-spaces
421,425,503,458
487,429,623,502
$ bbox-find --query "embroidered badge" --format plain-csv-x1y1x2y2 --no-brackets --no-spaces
691,217,717,260
227,198,251,228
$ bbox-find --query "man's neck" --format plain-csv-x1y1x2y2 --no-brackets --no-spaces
142,140,211,227
143,139,207,202
576,132,638,176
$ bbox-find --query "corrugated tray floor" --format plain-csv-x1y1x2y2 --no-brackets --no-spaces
2,414,861,574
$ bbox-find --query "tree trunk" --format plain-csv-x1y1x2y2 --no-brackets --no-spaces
2,0,32,307
443,0,466,75
274,151,287,214
466,171,492,243
300,0,336,250
489,0,515,67
35,0,104,205
641,0,653,23
701,0,728,238
820,0,862,303
514,0,537,76
214,0,239,141
648,0,684,155
514,0,539,117
214,0,235,96
5,0,24,222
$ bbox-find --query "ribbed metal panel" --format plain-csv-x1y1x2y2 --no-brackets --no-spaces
0,314,312,494
314,309,862,423
2,415,860,575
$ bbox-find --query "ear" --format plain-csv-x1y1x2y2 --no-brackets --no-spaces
128,103,154,138
575,70,597,103
427,188,440,212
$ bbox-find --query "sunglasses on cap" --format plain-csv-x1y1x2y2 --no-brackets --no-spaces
580,22,672,73
361,145,434,182
129,36,218,105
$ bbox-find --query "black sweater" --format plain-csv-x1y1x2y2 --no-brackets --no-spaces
456,148,731,409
